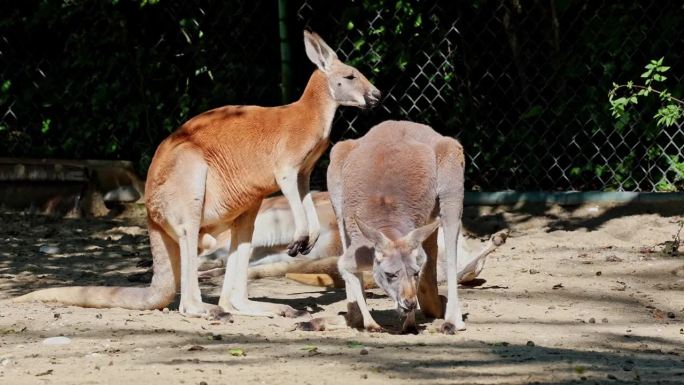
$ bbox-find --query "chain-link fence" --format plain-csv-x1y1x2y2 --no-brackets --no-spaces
2,1,683,192
0,0,279,172
297,0,684,192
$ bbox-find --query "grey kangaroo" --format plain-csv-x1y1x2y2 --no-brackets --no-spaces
325,120,467,334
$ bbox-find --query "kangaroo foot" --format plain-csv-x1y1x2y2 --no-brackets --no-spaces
179,301,223,318
440,319,466,335
221,298,307,318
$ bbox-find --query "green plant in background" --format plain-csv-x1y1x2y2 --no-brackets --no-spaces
609,58,684,191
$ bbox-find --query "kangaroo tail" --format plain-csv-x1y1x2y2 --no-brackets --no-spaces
13,221,178,310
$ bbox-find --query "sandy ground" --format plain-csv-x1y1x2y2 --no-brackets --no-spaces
1,201,684,385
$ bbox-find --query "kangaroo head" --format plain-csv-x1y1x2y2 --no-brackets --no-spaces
355,216,440,315
303,30,381,108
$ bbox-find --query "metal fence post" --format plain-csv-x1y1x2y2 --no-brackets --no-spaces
279,0,292,103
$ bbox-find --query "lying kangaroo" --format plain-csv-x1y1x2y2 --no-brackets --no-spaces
197,192,507,288
14,31,380,318
325,120,467,334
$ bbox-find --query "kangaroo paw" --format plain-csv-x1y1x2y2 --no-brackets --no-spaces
287,236,310,256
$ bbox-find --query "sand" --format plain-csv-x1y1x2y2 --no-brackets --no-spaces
1,201,683,385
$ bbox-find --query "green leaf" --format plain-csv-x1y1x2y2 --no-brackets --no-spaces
640,70,652,78
520,105,543,120
301,345,318,353
228,347,245,357
346,341,364,349
41,119,51,134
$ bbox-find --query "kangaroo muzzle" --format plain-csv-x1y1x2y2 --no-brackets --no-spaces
364,89,381,108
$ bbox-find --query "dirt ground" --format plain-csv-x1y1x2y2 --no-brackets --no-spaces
1,201,683,385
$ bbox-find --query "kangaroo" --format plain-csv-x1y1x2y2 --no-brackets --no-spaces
14,31,381,319
196,192,507,288
323,120,467,334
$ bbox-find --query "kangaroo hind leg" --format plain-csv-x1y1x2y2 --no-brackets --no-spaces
218,201,308,318
161,154,225,319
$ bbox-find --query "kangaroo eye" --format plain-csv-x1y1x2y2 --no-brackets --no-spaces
344,74,356,80
385,272,397,280
413,272,420,278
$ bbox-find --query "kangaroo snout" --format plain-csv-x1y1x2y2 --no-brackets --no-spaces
399,298,417,313
365,89,381,108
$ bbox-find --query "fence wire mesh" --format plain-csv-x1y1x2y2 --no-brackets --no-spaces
297,0,684,192
1,1,683,192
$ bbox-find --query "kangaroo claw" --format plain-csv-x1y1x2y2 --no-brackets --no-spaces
287,236,310,256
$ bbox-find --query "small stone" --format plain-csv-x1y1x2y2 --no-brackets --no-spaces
360,347,369,355
667,312,675,319
53,313,61,319
588,317,596,324
607,374,617,380
199,382,208,385
529,269,540,275
39,245,60,254
602,318,609,323
162,308,169,314
211,334,222,341
95,313,102,319
596,271,602,276
360,374,368,379
188,345,205,351
526,341,535,347
42,336,71,345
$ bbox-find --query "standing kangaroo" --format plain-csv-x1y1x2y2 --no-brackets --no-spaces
326,120,466,334
14,31,380,318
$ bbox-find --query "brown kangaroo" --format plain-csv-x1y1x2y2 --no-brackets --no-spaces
325,120,467,334
14,31,380,318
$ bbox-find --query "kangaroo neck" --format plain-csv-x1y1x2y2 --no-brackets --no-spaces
296,69,338,138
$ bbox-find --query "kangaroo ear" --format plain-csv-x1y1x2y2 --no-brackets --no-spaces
404,218,441,247
303,30,337,73
354,215,392,251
